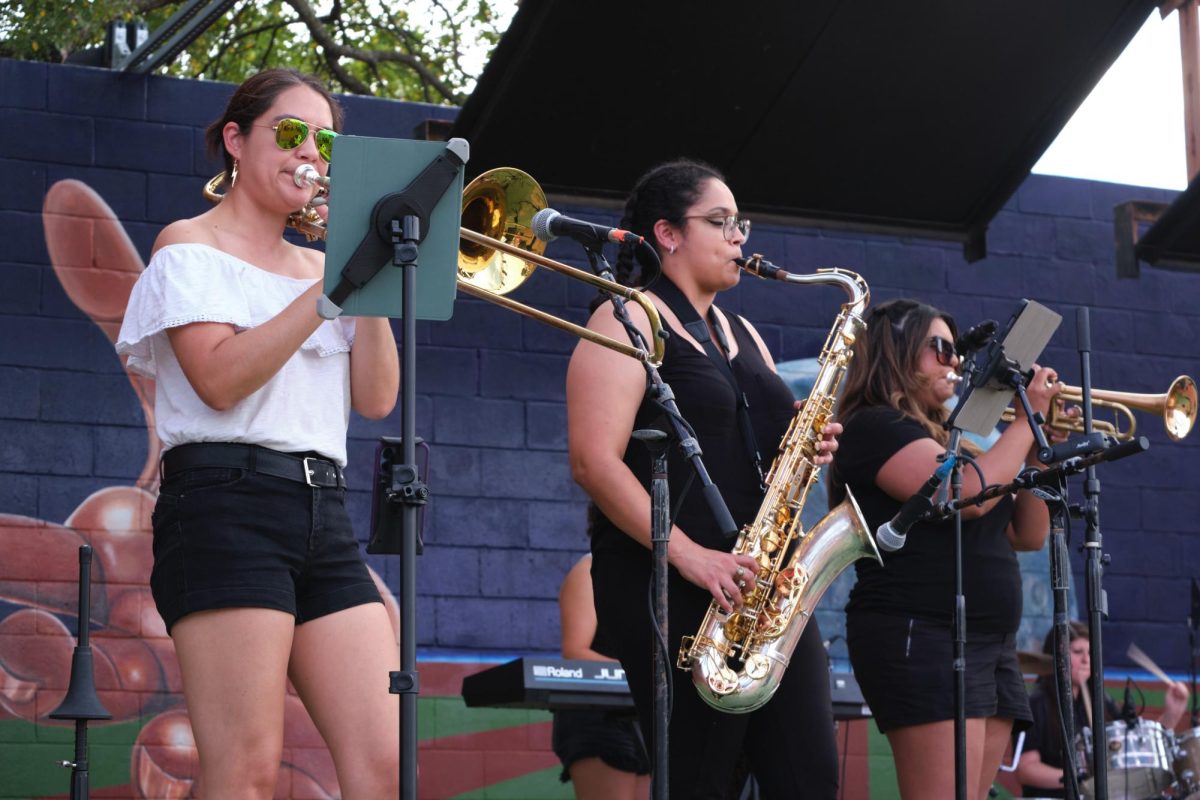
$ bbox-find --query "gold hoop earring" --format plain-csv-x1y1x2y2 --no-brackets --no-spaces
229,159,239,188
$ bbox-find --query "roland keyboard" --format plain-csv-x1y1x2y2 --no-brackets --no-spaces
461,656,872,720
462,657,634,711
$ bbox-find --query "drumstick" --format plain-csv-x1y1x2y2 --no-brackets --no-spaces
1127,642,1175,686
1079,678,1093,728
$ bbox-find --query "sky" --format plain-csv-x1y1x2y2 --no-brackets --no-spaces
1033,11,1189,191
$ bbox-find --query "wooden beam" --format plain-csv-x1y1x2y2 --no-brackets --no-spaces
1179,0,1200,181
1162,0,1189,19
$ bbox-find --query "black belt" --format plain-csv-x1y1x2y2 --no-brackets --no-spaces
161,443,345,489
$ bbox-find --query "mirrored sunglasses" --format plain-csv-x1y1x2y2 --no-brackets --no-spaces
263,117,337,162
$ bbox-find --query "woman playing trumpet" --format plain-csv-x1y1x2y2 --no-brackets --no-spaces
829,298,1062,800
116,68,400,797
567,158,841,798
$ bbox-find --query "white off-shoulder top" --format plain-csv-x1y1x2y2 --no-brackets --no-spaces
116,243,356,465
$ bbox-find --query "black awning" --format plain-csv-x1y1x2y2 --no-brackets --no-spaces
452,0,1155,261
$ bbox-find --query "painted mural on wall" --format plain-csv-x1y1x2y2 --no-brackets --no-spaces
0,179,403,798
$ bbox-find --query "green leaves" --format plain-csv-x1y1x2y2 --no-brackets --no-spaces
0,0,516,103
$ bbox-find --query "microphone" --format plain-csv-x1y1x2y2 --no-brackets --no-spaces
955,320,998,356
875,455,958,552
1121,677,1138,724
531,208,643,247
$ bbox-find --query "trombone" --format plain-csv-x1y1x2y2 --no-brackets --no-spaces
456,168,664,365
203,166,664,365
1000,375,1196,442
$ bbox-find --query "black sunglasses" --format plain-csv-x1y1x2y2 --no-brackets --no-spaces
927,336,956,367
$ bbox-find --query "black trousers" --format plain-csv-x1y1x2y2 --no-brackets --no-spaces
592,552,839,800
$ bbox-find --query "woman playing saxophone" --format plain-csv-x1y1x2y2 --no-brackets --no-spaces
567,159,841,798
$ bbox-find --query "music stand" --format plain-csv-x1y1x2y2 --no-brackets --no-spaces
322,134,468,799
944,299,1061,800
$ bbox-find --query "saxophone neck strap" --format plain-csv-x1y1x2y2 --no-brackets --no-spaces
652,274,767,489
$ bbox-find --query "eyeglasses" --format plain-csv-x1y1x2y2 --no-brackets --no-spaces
683,215,752,243
927,336,956,367
258,117,337,162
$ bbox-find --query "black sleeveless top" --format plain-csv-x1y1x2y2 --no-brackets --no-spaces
590,308,797,557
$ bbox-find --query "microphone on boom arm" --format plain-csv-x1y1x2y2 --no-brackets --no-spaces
531,208,643,247
875,455,958,552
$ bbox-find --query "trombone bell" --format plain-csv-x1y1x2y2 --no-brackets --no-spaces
457,168,666,366
458,168,544,294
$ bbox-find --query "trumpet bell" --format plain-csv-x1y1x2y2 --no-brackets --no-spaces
458,168,546,295
1164,375,1197,441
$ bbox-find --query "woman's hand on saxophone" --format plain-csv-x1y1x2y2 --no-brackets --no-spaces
814,418,842,466
669,537,760,614
792,400,842,466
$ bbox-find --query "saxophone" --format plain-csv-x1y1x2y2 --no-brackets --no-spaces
677,257,882,713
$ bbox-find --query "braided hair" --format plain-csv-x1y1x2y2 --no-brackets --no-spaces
613,158,726,288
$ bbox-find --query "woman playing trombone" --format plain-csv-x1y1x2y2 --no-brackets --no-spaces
116,68,400,798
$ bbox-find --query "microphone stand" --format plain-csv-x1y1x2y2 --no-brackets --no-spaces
1075,307,1111,800
1011,373,1082,800
1191,620,1199,728
930,436,1154,800
943,348,984,800
940,340,1056,800
582,246,740,800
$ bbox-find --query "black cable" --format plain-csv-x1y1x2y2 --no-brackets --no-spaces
647,576,673,723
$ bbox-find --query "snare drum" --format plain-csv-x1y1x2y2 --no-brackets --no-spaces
1174,726,1200,797
1077,719,1175,800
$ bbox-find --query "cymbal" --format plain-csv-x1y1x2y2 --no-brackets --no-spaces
1017,650,1054,676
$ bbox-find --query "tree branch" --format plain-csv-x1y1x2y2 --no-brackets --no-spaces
283,0,463,101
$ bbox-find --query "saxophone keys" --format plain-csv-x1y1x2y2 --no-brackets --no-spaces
744,653,770,680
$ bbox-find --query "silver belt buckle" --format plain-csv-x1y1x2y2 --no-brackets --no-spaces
302,457,319,487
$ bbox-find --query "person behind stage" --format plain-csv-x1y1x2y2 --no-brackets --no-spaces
830,298,1060,800
567,158,842,799
1015,620,1190,798
115,68,401,797
552,553,651,800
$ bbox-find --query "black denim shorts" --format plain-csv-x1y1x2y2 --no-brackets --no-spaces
551,708,650,782
149,463,381,633
847,611,1033,734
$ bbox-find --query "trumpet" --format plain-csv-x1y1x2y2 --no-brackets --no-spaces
1000,375,1196,441
204,165,665,365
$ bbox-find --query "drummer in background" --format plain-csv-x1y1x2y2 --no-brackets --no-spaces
1015,620,1189,798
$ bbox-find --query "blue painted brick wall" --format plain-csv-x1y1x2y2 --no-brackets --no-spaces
3,60,1199,680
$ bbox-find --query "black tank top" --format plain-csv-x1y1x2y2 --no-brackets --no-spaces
590,309,797,557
